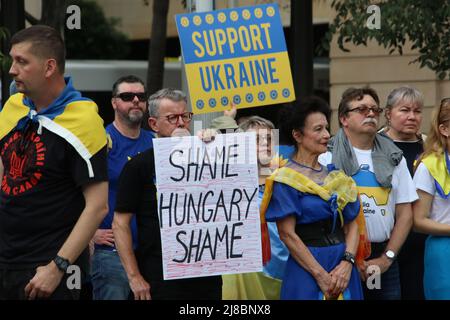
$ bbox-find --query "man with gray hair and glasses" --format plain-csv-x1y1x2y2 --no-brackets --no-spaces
147,88,193,138
113,88,222,300
319,87,418,300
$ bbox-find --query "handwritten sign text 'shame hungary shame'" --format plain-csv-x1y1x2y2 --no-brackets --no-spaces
153,133,262,280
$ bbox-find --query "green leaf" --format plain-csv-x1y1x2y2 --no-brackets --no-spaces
328,0,450,77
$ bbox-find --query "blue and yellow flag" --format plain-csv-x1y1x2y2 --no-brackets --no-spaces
0,77,106,177
421,151,450,199
175,4,295,114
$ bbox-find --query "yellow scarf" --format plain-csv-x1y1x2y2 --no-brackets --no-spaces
421,151,450,198
260,165,370,266
260,167,358,228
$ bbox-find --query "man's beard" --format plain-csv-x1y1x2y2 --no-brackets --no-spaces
120,109,144,126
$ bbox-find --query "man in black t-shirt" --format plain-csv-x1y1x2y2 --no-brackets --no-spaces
0,26,108,300
113,88,222,300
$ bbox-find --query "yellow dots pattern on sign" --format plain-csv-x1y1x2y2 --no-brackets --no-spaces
254,8,263,18
230,11,239,22
193,15,202,26
181,17,189,27
181,6,275,30
206,14,214,24
242,9,251,20
218,12,227,23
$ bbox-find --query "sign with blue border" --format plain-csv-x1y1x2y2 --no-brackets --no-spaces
176,4,295,114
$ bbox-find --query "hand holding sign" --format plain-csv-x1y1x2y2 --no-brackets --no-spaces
153,132,261,280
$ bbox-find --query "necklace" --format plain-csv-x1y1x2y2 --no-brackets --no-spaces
290,158,323,172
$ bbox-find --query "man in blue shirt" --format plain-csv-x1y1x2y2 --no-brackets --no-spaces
91,75,153,300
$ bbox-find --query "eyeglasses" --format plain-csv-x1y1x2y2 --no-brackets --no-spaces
115,92,147,102
165,112,193,124
346,106,384,116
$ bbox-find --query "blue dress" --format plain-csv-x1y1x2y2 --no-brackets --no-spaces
259,187,289,280
265,179,364,300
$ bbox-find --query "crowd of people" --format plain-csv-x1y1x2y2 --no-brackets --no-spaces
1,25,450,301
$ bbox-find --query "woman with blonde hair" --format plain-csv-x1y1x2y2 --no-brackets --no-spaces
380,86,425,173
413,98,450,299
222,115,289,300
379,86,426,300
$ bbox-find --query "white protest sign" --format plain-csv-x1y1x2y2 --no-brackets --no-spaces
153,132,262,280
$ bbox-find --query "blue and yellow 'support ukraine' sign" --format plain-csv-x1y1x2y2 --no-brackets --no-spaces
175,4,295,114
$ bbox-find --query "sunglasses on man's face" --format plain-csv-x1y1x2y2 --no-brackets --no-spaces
115,92,147,102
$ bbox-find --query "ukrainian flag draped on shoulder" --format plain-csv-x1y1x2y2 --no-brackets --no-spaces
260,166,358,232
421,151,450,199
0,77,106,177
261,165,371,266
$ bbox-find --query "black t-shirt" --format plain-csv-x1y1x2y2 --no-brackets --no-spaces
379,131,424,176
392,140,423,176
0,122,107,268
115,148,222,296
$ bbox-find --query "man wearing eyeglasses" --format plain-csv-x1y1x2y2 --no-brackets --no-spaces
147,91,193,138
319,87,418,300
91,75,154,300
113,88,222,300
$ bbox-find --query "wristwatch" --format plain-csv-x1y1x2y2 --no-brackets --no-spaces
342,251,356,265
385,250,396,261
53,255,70,273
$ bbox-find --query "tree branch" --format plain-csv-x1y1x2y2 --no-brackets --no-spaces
25,11,40,25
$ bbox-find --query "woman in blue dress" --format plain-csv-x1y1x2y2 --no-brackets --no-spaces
261,97,363,300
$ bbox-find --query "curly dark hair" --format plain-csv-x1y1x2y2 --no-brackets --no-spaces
278,96,332,147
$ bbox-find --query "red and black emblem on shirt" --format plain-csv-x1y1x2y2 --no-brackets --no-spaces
1,130,46,196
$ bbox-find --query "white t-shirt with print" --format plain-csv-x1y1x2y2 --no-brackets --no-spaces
413,162,450,226
319,148,418,242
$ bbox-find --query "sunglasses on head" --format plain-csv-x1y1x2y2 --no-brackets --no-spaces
115,92,147,102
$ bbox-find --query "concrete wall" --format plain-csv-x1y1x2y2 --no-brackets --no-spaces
85,0,336,39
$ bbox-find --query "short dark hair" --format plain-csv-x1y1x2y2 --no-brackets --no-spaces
112,75,146,97
279,96,332,146
11,25,66,74
338,87,380,125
